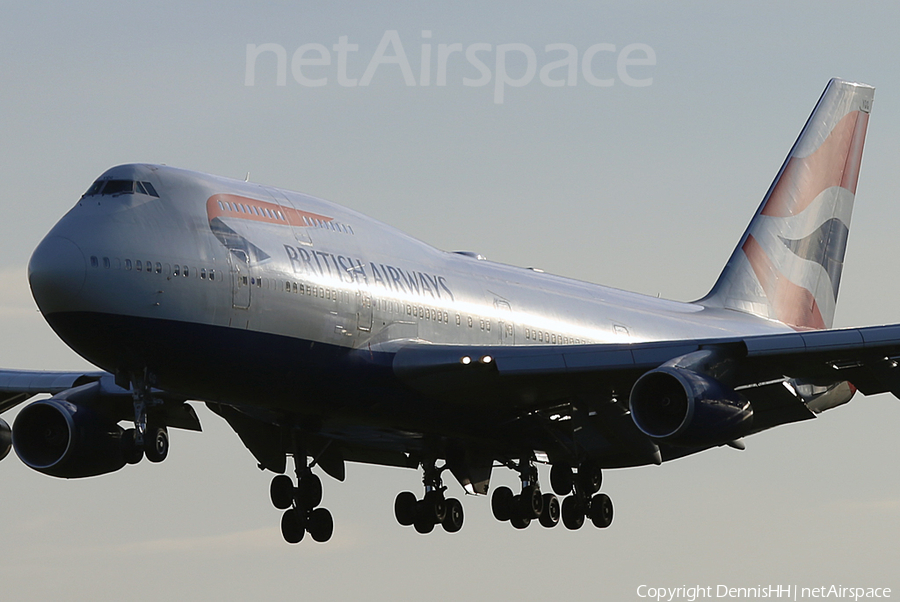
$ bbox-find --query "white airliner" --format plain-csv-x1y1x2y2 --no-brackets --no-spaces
1,78,894,543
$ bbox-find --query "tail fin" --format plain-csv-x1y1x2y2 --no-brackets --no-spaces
701,78,873,330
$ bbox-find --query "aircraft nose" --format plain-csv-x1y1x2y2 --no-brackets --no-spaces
28,235,86,315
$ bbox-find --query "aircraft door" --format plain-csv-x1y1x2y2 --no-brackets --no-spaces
495,298,514,344
357,292,373,332
230,250,251,310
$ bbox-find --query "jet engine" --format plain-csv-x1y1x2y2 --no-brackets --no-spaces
13,395,128,478
0,417,11,461
629,366,753,447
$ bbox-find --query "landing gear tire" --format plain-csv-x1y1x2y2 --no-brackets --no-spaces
442,498,464,533
550,464,574,496
297,473,323,510
144,425,168,463
281,509,305,544
520,486,544,520
562,496,585,530
578,464,602,495
539,493,560,528
590,493,614,528
122,429,144,465
414,501,436,534
270,475,294,510
431,497,448,524
307,507,334,542
510,515,531,529
394,491,417,526
491,486,514,521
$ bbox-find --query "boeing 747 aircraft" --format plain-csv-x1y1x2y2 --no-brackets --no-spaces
1,79,895,544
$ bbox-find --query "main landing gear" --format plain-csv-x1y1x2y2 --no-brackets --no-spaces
271,454,334,544
551,463,613,529
394,461,464,534
491,461,613,530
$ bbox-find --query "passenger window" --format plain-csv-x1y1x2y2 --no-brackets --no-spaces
90,256,98,268
210,269,215,281
201,268,207,280
155,262,162,274
103,257,110,269
125,259,132,271
183,266,189,277
136,260,142,272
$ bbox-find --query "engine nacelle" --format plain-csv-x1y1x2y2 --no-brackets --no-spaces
0,417,11,461
12,398,127,478
629,366,753,447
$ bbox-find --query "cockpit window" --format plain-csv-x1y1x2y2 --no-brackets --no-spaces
141,181,159,197
82,179,161,198
101,180,135,196
83,181,104,196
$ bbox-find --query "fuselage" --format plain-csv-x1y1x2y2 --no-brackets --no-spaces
27,164,791,426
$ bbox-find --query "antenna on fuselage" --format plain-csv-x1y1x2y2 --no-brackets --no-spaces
244,172,250,182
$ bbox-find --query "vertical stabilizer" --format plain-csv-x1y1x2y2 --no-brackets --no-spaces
701,79,873,329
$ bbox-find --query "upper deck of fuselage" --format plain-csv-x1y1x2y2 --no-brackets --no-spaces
46,163,792,346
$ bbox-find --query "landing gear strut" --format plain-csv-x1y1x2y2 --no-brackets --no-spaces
394,460,464,534
273,449,334,544
123,370,169,465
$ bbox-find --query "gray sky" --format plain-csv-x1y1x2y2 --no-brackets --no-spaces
2,2,899,600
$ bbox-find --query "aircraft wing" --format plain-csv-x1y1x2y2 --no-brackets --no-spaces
0,369,202,432
390,323,900,429
0,369,108,414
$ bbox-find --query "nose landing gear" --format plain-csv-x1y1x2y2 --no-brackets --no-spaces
122,371,169,466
